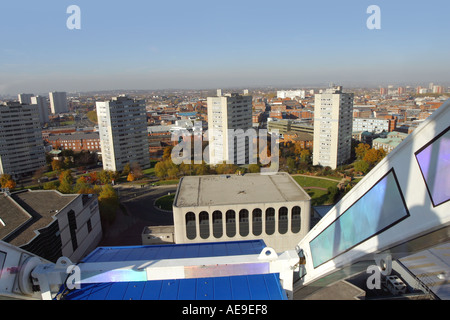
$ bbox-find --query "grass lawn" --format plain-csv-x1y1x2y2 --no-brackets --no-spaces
293,176,339,189
292,175,339,206
155,193,175,211
142,167,155,176
151,179,180,186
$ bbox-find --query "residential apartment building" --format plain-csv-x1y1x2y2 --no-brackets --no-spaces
353,117,390,133
207,92,253,165
96,95,150,172
0,102,46,179
31,95,49,125
313,86,353,169
48,132,101,152
49,91,68,114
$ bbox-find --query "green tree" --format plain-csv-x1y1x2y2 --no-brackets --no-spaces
248,164,260,173
87,110,98,124
59,170,74,185
353,160,370,174
43,181,59,190
58,181,73,194
327,186,340,204
122,163,131,176
299,149,311,163
287,157,296,173
51,159,63,172
155,159,179,179
98,184,119,225
194,163,210,175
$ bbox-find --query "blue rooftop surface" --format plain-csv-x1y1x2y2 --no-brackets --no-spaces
82,240,267,263
60,273,287,300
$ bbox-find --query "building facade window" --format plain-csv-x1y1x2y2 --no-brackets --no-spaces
212,210,223,238
239,209,249,237
265,207,275,235
291,206,301,233
278,207,288,234
252,208,262,236
199,211,210,239
226,210,236,237
185,212,196,240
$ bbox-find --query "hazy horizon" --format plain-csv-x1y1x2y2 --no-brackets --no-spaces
1,0,449,95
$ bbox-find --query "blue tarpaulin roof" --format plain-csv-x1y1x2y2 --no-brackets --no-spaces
60,240,287,300
61,274,287,300
82,240,267,263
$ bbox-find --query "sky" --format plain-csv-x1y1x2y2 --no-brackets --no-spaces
1,0,450,95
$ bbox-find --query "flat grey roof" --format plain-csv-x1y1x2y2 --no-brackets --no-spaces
0,190,78,247
174,172,310,208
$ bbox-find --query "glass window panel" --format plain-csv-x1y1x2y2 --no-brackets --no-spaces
265,208,275,235
252,208,262,236
309,170,409,268
185,212,196,240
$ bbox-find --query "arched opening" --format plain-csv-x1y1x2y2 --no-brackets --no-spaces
252,208,262,236
278,207,288,234
199,211,210,239
239,209,249,237
185,212,196,240
212,210,223,238
226,210,236,237
291,206,301,233
265,207,275,235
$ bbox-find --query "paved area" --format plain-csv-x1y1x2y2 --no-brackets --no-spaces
99,184,177,247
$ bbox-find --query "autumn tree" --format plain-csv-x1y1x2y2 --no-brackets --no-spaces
353,160,370,174
87,110,98,124
51,159,63,172
122,163,131,176
162,146,174,161
363,148,385,166
58,170,74,194
355,143,371,160
98,184,119,225
299,149,311,163
248,164,260,173
131,162,143,180
0,174,14,188
154,159,179,179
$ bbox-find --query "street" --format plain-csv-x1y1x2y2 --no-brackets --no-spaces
99,184,178,247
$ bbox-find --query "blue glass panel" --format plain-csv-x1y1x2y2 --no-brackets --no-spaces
415,127,450,207
309,169,409,268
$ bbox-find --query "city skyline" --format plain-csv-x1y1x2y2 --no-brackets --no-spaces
1,0,450,95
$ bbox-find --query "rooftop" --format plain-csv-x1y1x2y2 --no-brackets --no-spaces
174,172,310,208
59,240,288,300
0,190,78,246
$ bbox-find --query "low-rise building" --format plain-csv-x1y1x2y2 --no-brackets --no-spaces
0,190,102,263
47,132,101,152
172,172,311,252
372,131,408,154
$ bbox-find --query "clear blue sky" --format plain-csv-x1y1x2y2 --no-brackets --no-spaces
1,0,449,94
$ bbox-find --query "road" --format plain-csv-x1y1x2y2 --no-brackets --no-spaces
99,184,178,247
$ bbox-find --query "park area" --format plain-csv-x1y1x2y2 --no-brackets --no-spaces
292,175,343,206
